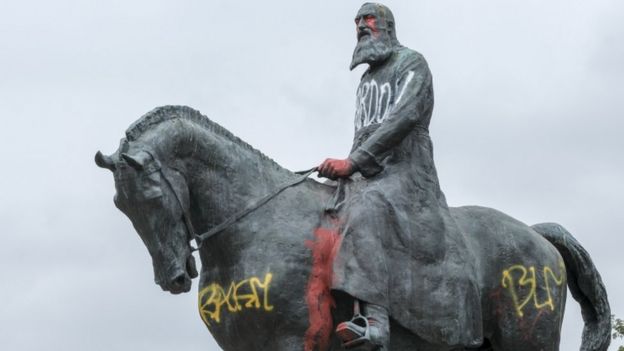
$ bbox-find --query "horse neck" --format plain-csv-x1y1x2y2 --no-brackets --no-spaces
156,119,295,232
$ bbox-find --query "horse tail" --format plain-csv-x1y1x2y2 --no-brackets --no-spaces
532,222,611,351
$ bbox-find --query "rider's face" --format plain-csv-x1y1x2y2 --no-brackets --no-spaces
355,5,379,40
350,4,394,70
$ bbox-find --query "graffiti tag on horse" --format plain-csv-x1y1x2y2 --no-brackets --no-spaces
501,261,566,317
198,273,274,326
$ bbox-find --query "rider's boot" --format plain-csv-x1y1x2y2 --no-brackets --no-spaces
336,301,390,350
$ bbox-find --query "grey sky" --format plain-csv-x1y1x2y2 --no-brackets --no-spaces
0,0,622,350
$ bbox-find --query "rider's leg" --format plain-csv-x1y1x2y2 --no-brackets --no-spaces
336,300,390,350
364,302,390,349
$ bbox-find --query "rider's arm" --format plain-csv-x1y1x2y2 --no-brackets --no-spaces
348,52,433,177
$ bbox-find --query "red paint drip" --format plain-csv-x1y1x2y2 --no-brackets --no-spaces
304,226,342,351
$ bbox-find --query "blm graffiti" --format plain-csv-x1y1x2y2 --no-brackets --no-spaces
501,261,566,317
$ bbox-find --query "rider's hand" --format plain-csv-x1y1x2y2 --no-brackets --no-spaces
318,158,355,180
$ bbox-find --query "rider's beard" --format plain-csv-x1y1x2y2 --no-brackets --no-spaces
350,33,394,70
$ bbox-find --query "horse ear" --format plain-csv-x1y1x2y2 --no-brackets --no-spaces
95,151,116,171
121,151,150,170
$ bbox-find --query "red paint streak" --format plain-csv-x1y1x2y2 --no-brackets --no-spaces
518,309,549,345
355,15,380,38
527,308,547,338
304,226,342,351
489,288,504,319
365,15,378,35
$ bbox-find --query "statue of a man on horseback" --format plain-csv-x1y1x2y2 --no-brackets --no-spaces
318,3,482,350
96,3,612,351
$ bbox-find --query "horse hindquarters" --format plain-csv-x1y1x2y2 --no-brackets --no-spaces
532,223,611,351
487,260,566,351
452,207,568,351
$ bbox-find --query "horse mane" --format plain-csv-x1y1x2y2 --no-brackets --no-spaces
125,105,290,173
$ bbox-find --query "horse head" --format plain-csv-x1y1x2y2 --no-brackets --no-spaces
95,147,198,294
95,106,296,297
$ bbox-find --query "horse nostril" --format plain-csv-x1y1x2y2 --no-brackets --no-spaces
173,274,187,287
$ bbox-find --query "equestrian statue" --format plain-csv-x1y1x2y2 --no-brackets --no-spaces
95,3,610,351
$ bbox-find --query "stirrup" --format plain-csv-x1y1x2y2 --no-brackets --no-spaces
336,301,381,350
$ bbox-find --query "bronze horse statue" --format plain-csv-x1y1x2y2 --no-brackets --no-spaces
96,106,610,351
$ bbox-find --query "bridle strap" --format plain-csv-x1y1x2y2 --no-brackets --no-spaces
193,167,317,247
157,166,199,248
157,163,317,250
139,149,199,249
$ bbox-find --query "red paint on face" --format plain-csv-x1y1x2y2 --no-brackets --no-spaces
365,15,378,34
303,226,342,351
355,15,380,37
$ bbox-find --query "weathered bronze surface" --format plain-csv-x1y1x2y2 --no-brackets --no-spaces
96,3,610,351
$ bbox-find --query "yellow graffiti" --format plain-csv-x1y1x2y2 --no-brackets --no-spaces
501,261,566,317
198,273,274,326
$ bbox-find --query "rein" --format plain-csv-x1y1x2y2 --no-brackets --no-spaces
160,165,318,250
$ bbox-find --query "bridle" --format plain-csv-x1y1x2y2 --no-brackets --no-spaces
162,166,317,250
145,151,317,251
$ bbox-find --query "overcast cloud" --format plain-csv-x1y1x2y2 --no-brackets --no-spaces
0,1,622,350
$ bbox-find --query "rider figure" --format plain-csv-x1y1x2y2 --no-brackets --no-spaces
318,3,482,350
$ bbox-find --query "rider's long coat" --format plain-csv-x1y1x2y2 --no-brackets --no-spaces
329,46,483,347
